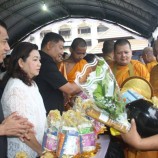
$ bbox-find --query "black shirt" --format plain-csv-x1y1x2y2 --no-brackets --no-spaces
0,102,7,157
35,51,68,115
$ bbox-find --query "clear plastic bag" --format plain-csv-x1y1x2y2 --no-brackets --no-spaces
75,57,130,133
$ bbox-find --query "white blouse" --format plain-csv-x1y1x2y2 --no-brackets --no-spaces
1,78,47,158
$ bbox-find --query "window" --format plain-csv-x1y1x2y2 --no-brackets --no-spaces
86,40,92,46
29,35,34,42
97,24,108,32
40,30,51,38
78,27,91,34
59,29,71,36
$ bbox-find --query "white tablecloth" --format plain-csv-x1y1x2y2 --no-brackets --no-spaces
93,134,110,158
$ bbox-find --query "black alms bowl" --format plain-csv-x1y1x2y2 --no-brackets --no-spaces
126,99,158,138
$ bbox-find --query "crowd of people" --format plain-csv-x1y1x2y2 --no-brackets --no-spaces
0,19,158,158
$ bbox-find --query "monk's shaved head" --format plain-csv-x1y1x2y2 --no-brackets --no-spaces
142,46,156,63
142,47,153,55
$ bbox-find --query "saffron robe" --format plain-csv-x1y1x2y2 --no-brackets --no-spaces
58,59,88,83
58,59,88,110
109,60,150,87
103,55,114,65
124,148,158,158
146,60,158,73
150,64,158,97
110,60,156,158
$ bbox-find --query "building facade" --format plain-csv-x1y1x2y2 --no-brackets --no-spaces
24,18,148,55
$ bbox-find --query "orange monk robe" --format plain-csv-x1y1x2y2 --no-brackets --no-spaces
58,59,88,110
58,59,88,83
109,60,155,158
146,60,158,73
103,55,114,65
124,148,158,158
109,60,150,87
150,64,158,97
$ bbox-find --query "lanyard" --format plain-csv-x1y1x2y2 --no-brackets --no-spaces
113,62,134,77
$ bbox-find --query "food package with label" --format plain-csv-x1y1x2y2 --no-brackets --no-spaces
56,110,99,157
77,111,97,152
78,123,96,153
56,110,80,157
56,128,80,158
42,110,61,152
42,129,58,152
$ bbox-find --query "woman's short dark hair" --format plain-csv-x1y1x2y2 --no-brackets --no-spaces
5,42,38,86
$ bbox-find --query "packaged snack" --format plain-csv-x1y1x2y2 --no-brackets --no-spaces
80,132,96,152
47,110,61,129
42,129,58,151
56,126,80,157
92,119,107,134
42,110,61,152
56,132,66,157
78,123,96,152
41,151,56,158
60,130,80,157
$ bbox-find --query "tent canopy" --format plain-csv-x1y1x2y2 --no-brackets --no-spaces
0,0,158,47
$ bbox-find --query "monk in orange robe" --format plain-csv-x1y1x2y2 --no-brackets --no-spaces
110,60,150,87
146,60,157,73
109,39,158,158
150,65,158,97
142,47,157,73
58,57,88,83
58,38,91,109
150,39,158,97
102,40,114,65
122,119,158,158
58,37,92,83
109,39,149,88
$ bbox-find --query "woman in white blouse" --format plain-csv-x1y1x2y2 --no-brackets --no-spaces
1,42,46,158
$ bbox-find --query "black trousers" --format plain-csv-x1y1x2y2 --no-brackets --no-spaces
105,140,125,158
104,128,125,158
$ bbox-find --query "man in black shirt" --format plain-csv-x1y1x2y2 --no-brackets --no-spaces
35,32,81,114
0,20,33,157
